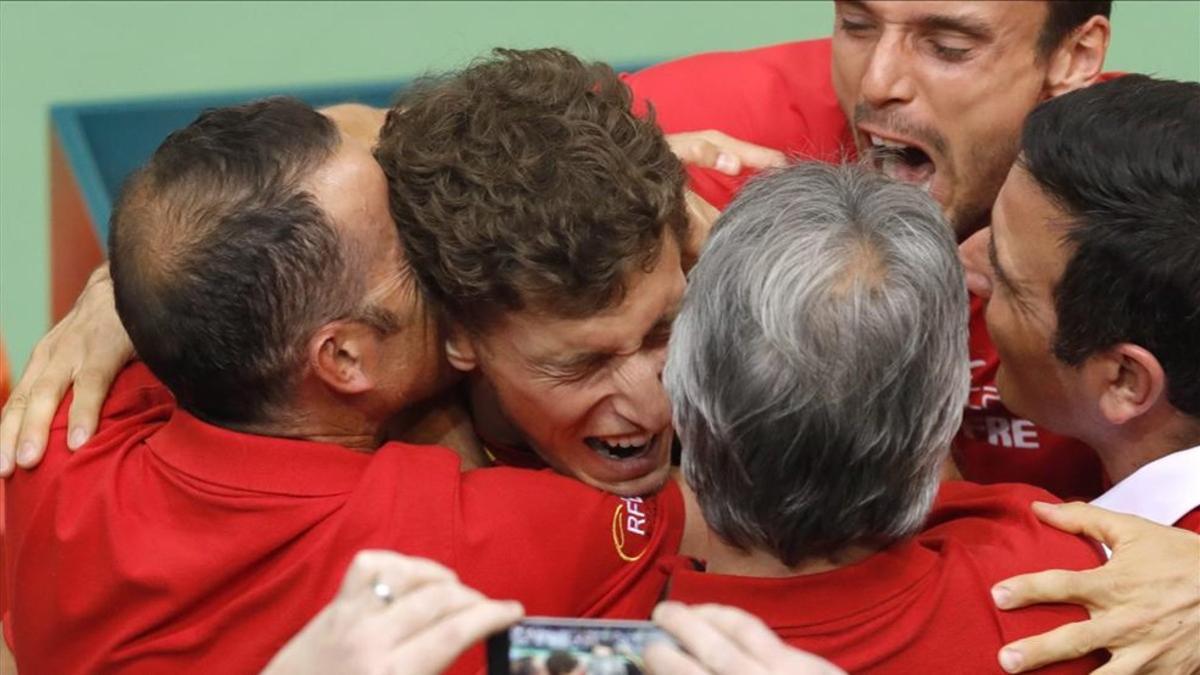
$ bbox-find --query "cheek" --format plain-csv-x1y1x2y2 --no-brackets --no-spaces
510,382,603,434
830,41,864,109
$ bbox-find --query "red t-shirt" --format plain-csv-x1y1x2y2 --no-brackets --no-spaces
666,481,1106,673
624,39,1105,499
2,364,684,674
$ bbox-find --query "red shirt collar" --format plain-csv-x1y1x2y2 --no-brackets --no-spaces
667,539,938,628
145,408,378,497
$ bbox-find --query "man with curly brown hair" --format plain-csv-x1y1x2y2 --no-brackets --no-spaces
372,48,690,497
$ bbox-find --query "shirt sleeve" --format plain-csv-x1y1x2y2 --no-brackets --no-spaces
621,39,852,210
453,468,685,619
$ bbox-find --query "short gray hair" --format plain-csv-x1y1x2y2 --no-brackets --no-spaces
666,162,968,565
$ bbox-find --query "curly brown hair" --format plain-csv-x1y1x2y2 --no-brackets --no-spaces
374,47,687,332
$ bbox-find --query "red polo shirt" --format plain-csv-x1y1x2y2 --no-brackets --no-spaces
2,364,684,674
667,481,1106,673
623,40,1106,499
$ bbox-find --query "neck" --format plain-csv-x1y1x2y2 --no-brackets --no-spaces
231,413,384,451
385,384,490,470
466,375,527,450
702,528,878,578
229,383,389,451
1090,412,1200,483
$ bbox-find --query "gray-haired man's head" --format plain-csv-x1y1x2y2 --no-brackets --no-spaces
665,162,968,566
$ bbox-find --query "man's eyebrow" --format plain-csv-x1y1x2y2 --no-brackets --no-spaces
540,350,609,373
988,232,1022,297
838,0,875,15
913,12,994,40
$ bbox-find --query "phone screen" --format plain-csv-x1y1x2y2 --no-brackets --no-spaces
487,616,673,675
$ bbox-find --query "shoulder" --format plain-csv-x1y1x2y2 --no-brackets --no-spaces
49,361,173,435
922,481,1105,577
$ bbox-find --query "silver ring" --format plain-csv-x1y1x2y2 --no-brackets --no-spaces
371,581,394,606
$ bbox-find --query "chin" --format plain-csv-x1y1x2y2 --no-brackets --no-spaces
600,462,673,498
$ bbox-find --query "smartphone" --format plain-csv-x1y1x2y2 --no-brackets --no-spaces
486,616,675,675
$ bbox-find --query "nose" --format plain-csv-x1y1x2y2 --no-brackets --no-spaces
860,30,916,109
610,347,672,433
960,227,994,299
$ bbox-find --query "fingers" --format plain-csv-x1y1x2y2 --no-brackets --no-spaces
684,604,791,663
12,360,76,469
651,602,765,675
0,265,130,473
338,549,457,602
374,580,486,640
701,131,787,171
1029,501,1145,547
1089,649,1154,675
65,364,120,449
667,131,787,176
997,619,1104,674
0,392,27,476
644,640,708,675
992,568,1094,610
389,597,523,675
0,341,53,475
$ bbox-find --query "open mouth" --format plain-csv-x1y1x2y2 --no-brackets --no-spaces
584,433,654,461
865,132,936,192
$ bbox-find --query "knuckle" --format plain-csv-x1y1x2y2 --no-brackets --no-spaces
27,380,61,404
3,391,29,413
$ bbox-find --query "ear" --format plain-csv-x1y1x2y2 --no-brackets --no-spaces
308,321,380,395
444,324,479,373
1043,15,1111,99
1090,344,1166,426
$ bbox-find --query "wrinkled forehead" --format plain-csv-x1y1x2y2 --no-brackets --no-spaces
484,238,685,359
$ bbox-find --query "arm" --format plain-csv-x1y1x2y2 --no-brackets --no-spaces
645,602,845,675
0,264,133,475
261,550,522,675
991,502,1200,674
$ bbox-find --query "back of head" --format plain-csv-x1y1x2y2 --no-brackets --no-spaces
1021,75,1200,418
109,97,356,425
667,162,968,565
374,47,687,331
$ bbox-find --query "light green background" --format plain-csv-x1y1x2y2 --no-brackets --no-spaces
2,0,1198,373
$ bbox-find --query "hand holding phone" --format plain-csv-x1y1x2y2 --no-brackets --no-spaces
488,617,674,674
643,602,846,675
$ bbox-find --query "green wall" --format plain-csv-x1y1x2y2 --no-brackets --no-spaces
1,0,1198,373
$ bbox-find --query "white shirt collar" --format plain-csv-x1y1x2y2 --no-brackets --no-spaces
1091,444,1200,528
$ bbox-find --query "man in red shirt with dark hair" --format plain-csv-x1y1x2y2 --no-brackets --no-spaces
967,76,1200,534
1,96,690,674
